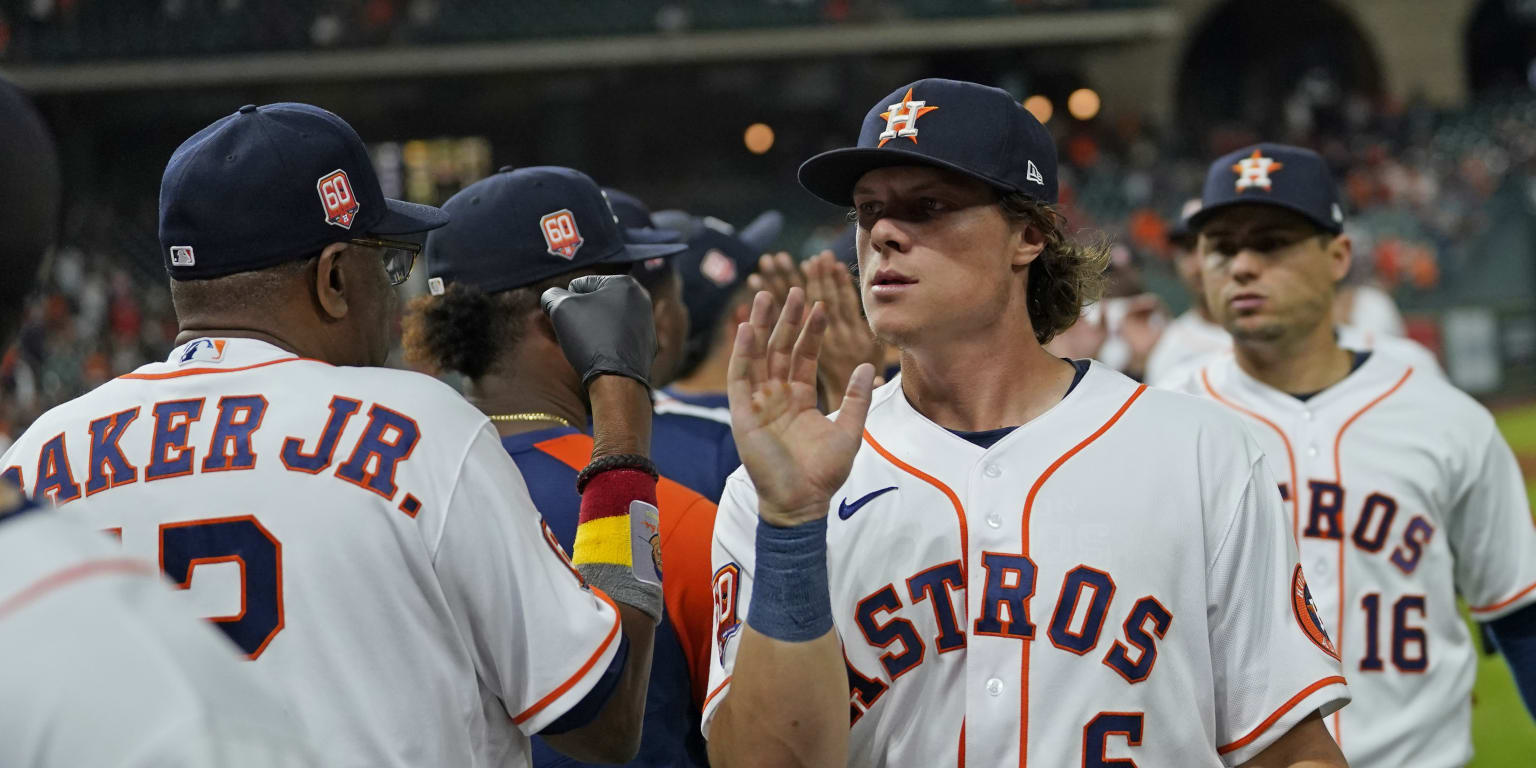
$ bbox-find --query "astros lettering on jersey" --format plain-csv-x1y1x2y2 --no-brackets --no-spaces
1170,350,1536,767
0,337,624,767
705,363,1350,766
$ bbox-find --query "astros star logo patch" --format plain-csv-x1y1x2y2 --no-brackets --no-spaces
878,88,939,147
1232,149,1283,193
1291,565,1339,660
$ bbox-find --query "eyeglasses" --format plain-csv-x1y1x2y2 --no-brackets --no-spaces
349,236,421,286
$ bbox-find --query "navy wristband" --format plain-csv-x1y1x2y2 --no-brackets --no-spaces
747,516,833,642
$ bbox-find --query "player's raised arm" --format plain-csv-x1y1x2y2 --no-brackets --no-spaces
707,287,874,768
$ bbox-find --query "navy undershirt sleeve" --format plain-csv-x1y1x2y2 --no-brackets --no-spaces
1488,603,1536,720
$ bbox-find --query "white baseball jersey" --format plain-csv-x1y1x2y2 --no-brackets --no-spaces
1150,324,1441,390
704,362,1350,766
0,504,321,767
1169,351,1536,768
1144,309,1230,385
0,337,624,768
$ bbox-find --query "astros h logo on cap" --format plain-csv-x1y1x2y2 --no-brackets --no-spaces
877,88,940,148
1232,149,1284,193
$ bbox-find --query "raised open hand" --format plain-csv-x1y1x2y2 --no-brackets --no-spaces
727,287,876,527
745,251,804,312
802,250,885,411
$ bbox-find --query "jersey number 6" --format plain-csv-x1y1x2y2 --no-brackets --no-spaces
159,515,284,659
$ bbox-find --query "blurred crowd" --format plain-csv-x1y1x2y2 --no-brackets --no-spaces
5,84,1533,445
0,0,1136,61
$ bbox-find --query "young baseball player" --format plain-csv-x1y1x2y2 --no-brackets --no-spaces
1170,143,1536,767
0,82,319,767
1145,198,1231,384
0,105,664,767
405,166,720,768
703,78,1349,767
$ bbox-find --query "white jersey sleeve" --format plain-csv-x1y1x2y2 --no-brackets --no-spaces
1451,416,1536,621
699,467,759,737
1208,455,1350,766
0,510,320,768
433,424,623,734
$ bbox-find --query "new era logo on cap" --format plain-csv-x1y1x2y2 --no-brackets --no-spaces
1027,160,1044,186
317,169,359,229
169,246,195,267
541,209,583,260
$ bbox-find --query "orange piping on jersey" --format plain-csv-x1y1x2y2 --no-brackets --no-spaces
1470,580,1536,616
118,356,325,381
532,431,721,707
1216,675,1346,755
0,558,157,621
1018,383,1147,767
702,675,732,714
861,430,968,575
1327,366,1412,743
1201,368,1301,543
958,720,965,768
512,587,624,726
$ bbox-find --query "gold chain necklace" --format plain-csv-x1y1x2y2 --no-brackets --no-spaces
485,411,574,428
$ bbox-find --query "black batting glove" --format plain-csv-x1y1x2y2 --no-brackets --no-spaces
541,274,657,389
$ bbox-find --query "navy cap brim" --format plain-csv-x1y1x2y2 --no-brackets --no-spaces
623,225,683,245
799,146,1022,207
737,210,783,253
370,198,450,236
600,241,689,264
1186,198,1342,236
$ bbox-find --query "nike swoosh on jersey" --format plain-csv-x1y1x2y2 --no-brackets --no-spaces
837,486,898,520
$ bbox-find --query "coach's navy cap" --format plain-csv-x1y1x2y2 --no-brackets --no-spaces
425,167,686,295
1188,143,1344,234
799,78,1058,207
159,102,448,280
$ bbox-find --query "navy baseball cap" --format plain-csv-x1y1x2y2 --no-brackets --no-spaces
668,216,759,337
799,78,1057,207
159,103,448,280
1167,198,1203,246
425,167,686,296
1188,143,1344,234
604,187,682,245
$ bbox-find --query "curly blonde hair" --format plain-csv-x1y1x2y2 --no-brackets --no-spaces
998,193,1111,344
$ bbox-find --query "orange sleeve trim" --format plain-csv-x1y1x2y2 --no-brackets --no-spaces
702,675,733,713
511,587,624,726
1202,369,1301,543
1470,579,1536,615
1216,675,1347,755
117,356,322,381
862,430,968,574
0,558,158,621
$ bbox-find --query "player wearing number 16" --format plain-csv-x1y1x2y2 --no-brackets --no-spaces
1169,143,1536,767
0,103,663,767
702,79,1350,767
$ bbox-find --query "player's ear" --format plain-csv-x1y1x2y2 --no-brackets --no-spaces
314,242,351,321
1009,220,1046,269
1326,233,1352,283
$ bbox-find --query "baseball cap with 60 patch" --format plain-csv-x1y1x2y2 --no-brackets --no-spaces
425,167,687,296
798,78,1057,207
1187,143,1344,235
159,103,449,280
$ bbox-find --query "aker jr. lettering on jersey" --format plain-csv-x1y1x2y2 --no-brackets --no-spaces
10,393,422,658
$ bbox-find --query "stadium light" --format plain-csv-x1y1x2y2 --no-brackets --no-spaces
1068,88,1101,121
744,123,775,155
1023,95,1053,124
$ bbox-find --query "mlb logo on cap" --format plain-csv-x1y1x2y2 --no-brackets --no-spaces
541,209,584,260
317,169,359,229
169,245,195,267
